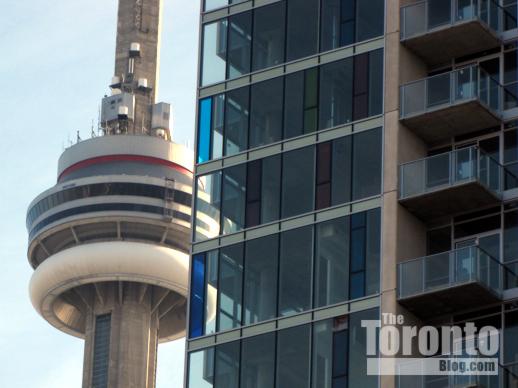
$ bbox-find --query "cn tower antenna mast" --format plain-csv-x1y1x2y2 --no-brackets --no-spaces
102,0,171,140
26,0,194,387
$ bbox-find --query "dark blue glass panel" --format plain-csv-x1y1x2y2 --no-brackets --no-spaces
349,272,365,300
350,228,365,272
190,254,206,338
333,330,348,377
198,98,213,164
351,212,366,229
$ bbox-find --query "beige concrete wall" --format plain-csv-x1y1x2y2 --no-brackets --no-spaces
380,0,430,385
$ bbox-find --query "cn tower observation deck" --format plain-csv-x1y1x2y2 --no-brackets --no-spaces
24,0,201,387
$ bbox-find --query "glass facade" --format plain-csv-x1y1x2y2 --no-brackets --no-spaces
193,0,518,386
197,50,383,162
189,208,381,338
194,128,382,241
201,0,384,85
187,308,379,388
192,1,385,387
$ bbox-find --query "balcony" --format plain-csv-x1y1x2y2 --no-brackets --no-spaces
401,0,503,65
400,66,502,143
398,246,502,318
399,146,502,220
398,368,500,388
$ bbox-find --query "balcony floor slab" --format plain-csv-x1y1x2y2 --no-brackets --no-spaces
399,181,500,221
402,20,501,66
401,100,500,143
398,281,501,319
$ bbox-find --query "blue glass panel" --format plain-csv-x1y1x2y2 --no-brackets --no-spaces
190,254,206,338
350,272,365,300
198,98,213,164
351,212,366,229
350,228,365,272
332,329,348,377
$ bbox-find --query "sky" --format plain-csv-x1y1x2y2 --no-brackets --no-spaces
0,1,199,387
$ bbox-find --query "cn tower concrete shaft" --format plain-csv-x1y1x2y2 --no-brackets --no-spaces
115,0,162,134
81,283,160,388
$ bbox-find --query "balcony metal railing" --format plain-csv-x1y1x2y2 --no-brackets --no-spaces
398,245,502,299
399,146,502,200
400,0,503,41
400,65,502,119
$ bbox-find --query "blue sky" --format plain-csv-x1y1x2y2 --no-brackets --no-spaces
0,1,199,386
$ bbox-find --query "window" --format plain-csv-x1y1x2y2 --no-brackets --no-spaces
353,127,382,200
215,341,240,388
315,217,350,307
198,98,212,163
188,348,214,388
243,235,279,325
505,209,518,263
279,226,313,316
252,2,286,71
212,94,225,160
365,208,381,295
190,254,206,338
312,318,334,388
205,250,219,335
261,155,282,224
319,57,353,129
284,68,319,139
356,0,384,42
225,87,249,156
331,136,353,205
249,77,284,148
350,213,366,299
286,0,319,61
205,0,227,12
202,21,227,86
282,146,315,218
316,136,356,209
245,155,281,228
241,333,276,388
92,314,111,388
196,172,222,241
227,12,252,79
505,310,518,364
350,209,381,299
218,244,244,331
349,309,378,387
276,325,311,388
321,0,384,52
312,308,379,388
221,164,246,234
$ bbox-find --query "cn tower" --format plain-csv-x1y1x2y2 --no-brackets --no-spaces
26,0,194,387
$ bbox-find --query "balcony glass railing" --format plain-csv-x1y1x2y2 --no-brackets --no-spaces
401,0,503,41
398,364,501,388
398,246,502,299
400,66,502,119
399,146,502,200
